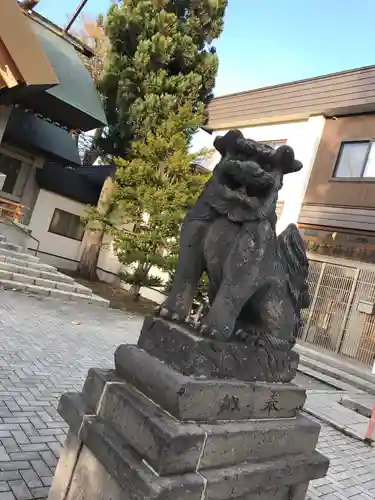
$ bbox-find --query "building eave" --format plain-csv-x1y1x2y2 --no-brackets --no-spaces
0,0,58,91
208,65,375,130
22,9,94,58
1,1,107,132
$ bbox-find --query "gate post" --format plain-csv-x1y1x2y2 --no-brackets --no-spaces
334,268,360,354
302,262,326,341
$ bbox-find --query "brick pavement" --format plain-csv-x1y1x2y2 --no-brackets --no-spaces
0,291,141,499
307,425,375,500
0,291,374,499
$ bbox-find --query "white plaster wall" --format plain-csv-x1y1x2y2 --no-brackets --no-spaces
28,189,85,268
26,190,170,297
97,233,123,276
192,116,325,232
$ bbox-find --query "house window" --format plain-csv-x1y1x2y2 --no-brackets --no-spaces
0,153,22,195
48,209,85,241
333,141,375,179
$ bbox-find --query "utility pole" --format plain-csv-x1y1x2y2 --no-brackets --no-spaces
64,0,89,32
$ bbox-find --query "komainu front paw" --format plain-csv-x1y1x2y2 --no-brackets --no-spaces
234,328,247,342
154,305,187,323
200,322,230,341
154,305,168,317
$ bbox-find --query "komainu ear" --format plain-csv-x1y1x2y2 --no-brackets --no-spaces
275,145,302,174
214,129,245,156
289,160,303,174
213,135,226,156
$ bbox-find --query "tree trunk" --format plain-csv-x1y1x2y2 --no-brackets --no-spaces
127,261,152,300
129,283,141,300
76,230,104,281
77,175,115,280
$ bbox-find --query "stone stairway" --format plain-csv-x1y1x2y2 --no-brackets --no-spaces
0,234,109,307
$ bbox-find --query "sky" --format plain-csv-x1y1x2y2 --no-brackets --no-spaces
36,0,375,98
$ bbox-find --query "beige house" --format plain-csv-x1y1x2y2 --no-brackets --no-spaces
199,65,375,367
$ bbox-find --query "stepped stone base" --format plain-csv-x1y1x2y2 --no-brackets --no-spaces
48,319,329,500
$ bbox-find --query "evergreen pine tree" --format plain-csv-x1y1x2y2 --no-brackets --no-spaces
86,0,226,297
98,0,227,157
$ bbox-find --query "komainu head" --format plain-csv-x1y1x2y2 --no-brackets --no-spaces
213,129,303,175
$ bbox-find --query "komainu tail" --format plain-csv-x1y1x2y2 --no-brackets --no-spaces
278,224,309,311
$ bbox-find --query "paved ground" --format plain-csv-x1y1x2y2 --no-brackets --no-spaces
304,391,371,443
0,291,141,499
308,425,375,500
0,291,374,500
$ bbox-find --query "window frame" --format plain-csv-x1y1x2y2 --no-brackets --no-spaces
0,152,24,200
0,145,39,201
48,209,85,242
332,140,375,181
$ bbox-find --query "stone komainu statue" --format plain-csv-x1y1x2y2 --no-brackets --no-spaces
159,130,309,349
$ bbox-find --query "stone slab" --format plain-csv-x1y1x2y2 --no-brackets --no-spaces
82,418,205,500
199,415,320,471
51,438,303,500
202,451,329,500
80,418,328,500
340,395,374,418
235,488,290,500
115,345,305,421
62,444,127,500
289,483,309,500
228,483,308,500
98,382,205,476
48,432,82,500
346,422,371,441
82,368,124,413
50,431,203,500
138,316,299,383
60,379,318,476
99,381,319,474
304,393,370,442
58,393,92,439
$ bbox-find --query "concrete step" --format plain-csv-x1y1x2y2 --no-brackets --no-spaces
299,356,375,395
295,343,374,383
0,270,92,296
298,364,364,394
0,262,74,283
0,247,39,263
0,279,109,307
303,392,371,442
0,253,57,272
0,241,23,253
0,260,75,284
340,394,374,418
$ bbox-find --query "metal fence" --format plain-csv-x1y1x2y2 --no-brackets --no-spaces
298,254,375,366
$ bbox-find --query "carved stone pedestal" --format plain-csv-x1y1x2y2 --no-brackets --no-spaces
48,319,329,500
